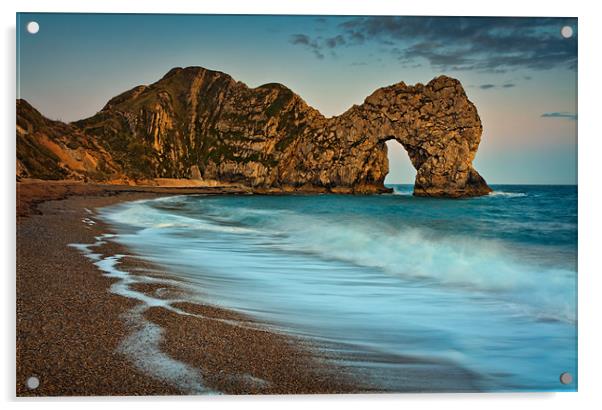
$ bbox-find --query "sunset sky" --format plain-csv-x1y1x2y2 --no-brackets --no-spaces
17,13,577,184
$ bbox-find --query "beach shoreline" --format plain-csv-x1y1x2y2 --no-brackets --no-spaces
16,180,366,396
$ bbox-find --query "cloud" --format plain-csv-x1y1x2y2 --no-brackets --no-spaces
290,34,310,46
349,31,366,44
541,112,577,120
289,33,348,59
475,82,515,90
289,34,324,59
325,35,346,48
290,16,577,73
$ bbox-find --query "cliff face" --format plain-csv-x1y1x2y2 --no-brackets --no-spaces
16,100,121,181
17,66,491,197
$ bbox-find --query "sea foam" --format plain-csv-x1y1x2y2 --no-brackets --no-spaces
97,189,577,391
69,234,216,394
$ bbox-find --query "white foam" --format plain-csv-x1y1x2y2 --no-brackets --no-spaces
69,215,275,393
196,202,576,324
118,305,211,395
487,191,527,198
390,187,413,196
69,233,217,394
82,217,96,225
105,196,577,324
102,201,257,234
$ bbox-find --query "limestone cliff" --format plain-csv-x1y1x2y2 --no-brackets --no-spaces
16,99,121,181
17,66,491,197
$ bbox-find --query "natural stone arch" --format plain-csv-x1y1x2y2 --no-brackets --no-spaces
278,75,492,197
363,76,491,197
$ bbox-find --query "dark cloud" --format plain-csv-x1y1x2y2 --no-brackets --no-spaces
325,35,346,48
290,34,310,46
289,34,324,59
471,82,517,90
289,33,350,58
291,17,577,73
541,112,577,120
348,31,366,44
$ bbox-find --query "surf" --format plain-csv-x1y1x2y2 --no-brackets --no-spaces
98,185,577,392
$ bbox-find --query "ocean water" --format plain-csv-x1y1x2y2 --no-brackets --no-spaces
98,184,577,392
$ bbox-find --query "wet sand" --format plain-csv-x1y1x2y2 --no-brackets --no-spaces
16,180,365,396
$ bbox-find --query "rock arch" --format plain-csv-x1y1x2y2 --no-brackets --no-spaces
371,76,491,197
278,75,492,197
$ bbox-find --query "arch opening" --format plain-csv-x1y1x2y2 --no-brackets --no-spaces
383,139,416,193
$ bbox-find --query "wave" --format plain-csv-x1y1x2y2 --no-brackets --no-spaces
98,194,577,390
392,190,413,196
198,202,576,324
388,186,528,199
487,191,527,198
102,198,258,234
102,196,576,324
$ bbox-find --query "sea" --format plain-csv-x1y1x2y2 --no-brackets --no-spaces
94,184,577,392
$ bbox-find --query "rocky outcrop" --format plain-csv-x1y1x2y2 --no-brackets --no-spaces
276,75,491,197
17,66,491,197
16,100,121,181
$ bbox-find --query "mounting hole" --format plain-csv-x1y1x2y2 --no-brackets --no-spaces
561,26,573,39
26,376,40,389
26,21,40,34
559,372,573,385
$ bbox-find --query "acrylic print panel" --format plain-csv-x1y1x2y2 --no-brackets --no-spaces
16,13,578,395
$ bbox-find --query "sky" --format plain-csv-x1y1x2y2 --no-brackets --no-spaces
17,13,577,184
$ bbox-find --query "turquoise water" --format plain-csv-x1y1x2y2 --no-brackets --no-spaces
100,185,577,392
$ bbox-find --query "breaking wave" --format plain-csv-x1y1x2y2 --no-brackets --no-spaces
99,187,577,391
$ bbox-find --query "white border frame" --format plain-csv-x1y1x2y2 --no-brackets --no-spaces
3,1,600,409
